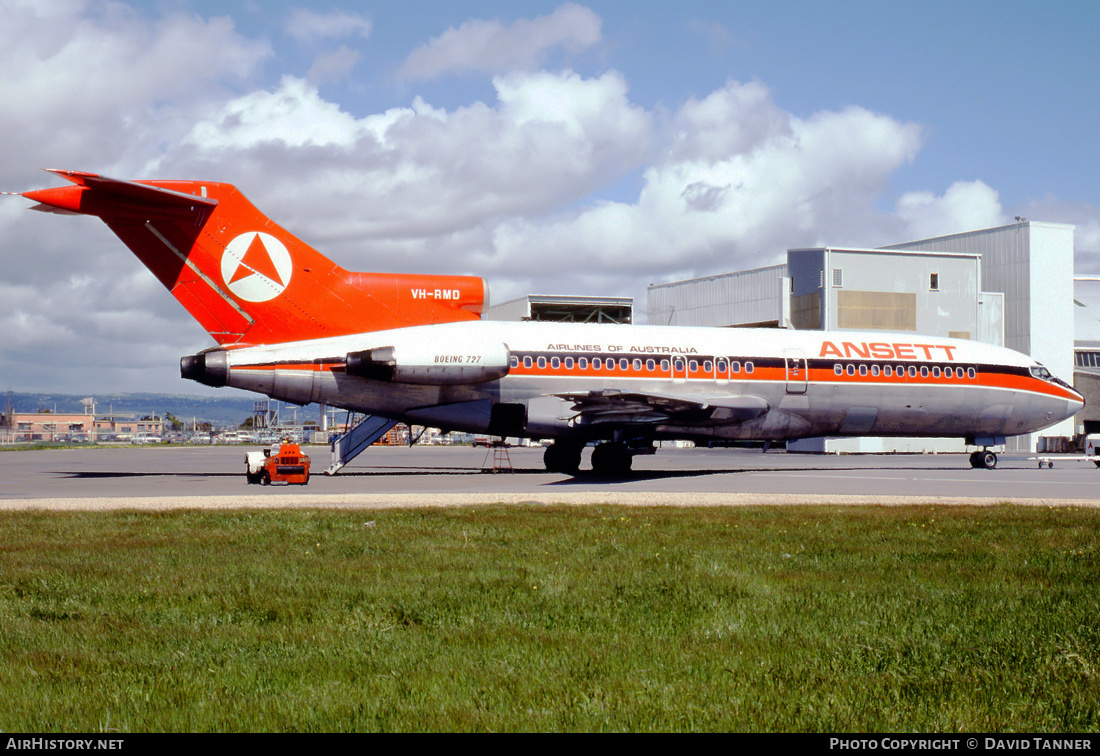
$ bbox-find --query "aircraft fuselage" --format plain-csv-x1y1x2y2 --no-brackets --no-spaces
192,319,1082,446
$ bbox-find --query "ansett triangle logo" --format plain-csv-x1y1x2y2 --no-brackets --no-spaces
221,232,292,302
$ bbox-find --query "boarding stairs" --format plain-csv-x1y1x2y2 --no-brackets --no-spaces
325,414,399,475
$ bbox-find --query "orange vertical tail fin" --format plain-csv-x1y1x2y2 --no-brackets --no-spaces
22,170,487,345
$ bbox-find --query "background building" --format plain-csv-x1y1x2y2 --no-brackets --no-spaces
484,294,633,324
1072,276,1100,436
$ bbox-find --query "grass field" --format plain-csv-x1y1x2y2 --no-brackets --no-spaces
1,504,1098,732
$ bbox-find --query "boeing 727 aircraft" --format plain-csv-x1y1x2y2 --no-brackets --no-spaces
15,170,1084,474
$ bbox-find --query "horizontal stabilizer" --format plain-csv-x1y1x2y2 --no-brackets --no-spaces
34,169,219,210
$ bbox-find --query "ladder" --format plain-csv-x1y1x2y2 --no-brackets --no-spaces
481,440,514,473
325,414,399,475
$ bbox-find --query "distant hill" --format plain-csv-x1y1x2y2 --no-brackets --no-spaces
3,391,278,427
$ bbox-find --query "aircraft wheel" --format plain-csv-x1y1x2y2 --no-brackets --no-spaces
544,442,583,474
591,442,632,475
979,450,998,469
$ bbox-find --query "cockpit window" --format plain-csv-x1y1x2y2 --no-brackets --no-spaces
1029,365,1052,381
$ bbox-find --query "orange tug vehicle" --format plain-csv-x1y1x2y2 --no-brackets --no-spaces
245,442,311,485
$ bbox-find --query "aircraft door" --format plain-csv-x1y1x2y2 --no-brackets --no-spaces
784,349,808,394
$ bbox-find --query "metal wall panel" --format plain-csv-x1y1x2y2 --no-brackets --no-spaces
647,264,787,327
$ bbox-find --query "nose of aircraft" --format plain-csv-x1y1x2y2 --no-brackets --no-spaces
1053,385,1086,428
1070,387,1086,416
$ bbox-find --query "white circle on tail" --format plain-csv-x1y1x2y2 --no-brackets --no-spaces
221,232,293,302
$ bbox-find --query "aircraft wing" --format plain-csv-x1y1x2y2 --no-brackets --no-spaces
555,389,769,426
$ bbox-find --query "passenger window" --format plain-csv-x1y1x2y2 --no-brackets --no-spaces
646,359,656,371
620,358,629,370
551,357,560,369
523,356,532,369
834,364,843,376
745,362,754,374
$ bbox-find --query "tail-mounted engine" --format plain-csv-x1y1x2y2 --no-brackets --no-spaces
180,348,228,387
345,341,511,385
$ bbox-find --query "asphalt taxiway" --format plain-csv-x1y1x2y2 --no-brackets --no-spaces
1,444,1098,510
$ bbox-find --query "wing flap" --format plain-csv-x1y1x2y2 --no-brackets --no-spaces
556,390,769,426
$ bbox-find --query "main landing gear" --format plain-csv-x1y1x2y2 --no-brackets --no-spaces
542,440,639,475
590,441,633,475
969,449,998,469
543,441,584,475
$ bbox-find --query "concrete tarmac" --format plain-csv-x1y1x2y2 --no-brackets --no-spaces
1,444,1098,510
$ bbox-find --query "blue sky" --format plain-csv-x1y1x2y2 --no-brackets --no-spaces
2,0,1099,393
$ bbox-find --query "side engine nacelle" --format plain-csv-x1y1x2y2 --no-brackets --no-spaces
345,339,511,385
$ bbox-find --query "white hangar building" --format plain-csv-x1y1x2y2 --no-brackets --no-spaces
647,221,1076,454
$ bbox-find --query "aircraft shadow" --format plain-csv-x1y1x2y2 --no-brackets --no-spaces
553,463,972,485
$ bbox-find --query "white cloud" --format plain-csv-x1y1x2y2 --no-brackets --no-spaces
895,181,1007,241
175,70,652,245
399,2,601,79
285,7,372,44
480,81,927,289
182,76,369,150
0,0,270,183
